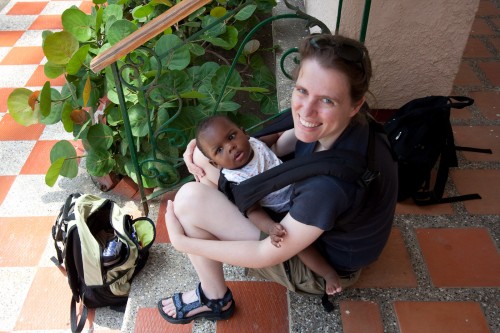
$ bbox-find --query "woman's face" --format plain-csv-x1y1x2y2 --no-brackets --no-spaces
291,58,364,150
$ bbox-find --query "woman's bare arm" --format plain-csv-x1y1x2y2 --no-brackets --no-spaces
272,129,297,157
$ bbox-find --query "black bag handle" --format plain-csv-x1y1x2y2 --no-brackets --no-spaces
70,297,87,333
448,96,474,108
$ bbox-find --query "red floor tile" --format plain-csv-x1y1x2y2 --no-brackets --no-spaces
15,267,94,330
134,308,193,333
417,227,500,287
471,18,494,35
0,216,54,266
20,139,84,175
217,281,288,333
340,301,384,333
20,140,57,174
0,31,24,47
453,125,500,162
394,301,491,333
476,0,500,16
463,38,493,58
0,46,45,65
28,15,63,30
26,65,67,87
452,169,500,215
469,91,500,120
0,176,16,206
0,113,45,140
79,1,95,14
453,62,482,86
0,88,14,112
354,228,417,288
479,61,500,86
7,2,48,15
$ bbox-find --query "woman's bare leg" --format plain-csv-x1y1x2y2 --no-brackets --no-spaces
161,181,260,318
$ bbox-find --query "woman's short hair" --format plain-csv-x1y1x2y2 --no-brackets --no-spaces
296,34,372,103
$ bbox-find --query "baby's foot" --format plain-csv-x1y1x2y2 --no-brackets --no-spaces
324,272,342,295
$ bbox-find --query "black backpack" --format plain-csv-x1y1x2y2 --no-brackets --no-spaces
384,96,492,205
51,193,156,333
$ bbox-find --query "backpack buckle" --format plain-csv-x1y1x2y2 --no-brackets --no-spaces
358,169,380,188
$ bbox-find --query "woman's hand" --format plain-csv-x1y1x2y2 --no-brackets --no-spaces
183,139,205,181
165,200,186,249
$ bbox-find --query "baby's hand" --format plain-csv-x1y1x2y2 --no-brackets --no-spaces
269,224,287,248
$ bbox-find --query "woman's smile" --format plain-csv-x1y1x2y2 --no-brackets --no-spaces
298,114,322,128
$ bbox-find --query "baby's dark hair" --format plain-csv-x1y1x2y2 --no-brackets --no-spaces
195,115,236,157
296,34,372,103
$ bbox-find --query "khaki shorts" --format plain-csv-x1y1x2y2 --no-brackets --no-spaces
247,256,361,296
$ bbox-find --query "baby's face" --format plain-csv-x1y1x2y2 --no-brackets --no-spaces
199,118,253,170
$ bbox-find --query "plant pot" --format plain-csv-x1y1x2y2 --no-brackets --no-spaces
91,172,121,192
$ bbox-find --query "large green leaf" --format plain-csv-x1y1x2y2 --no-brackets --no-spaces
203,26,238,50
210,6,226,18
157,70,192,97
128,104,149,137
7,88,40,126
201,15,225,37
87,123,114,150
39,81,51,117
103,4,123,21
43,31,79,65
86,149,115,176
48,140,78,182
106,106,123,126
234,4,257,21
45,157,65,187
61,101,74,132
44,61,66,78
187,61,219,89
62,8,92,42
41,89,65,125
107,20,137,46
66,44,90,75
132,3,154,19
155,34,190,70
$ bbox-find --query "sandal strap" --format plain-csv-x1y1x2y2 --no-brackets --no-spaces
172,288,204,319
198,283,233,314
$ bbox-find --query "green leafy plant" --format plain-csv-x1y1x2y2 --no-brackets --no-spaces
8,0,279,189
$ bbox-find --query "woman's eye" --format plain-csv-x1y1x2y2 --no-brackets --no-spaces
229,134,235,140
295,87,306,94
322,98,333,105
215,147,222,154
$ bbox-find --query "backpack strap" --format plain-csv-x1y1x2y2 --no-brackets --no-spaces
70,297,88,333
412,96,492,205
228,148,369,214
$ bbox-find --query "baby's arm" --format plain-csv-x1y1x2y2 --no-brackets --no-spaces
247,204,286,247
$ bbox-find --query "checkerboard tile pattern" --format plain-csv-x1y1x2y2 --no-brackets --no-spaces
0,0,499,332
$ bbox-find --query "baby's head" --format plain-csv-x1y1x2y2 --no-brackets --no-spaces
195,115,253,170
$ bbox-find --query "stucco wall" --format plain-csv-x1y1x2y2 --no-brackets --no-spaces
304,0,480,109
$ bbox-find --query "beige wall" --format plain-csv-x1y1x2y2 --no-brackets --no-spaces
304,0,480,109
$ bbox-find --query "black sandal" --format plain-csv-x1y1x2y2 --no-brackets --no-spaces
157,283,235,324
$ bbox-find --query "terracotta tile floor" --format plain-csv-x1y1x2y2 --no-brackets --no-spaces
0,0,499,332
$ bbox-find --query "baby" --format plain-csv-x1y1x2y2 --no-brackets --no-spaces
193,115,341,295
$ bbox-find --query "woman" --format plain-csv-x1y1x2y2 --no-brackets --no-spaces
158,34,398,324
